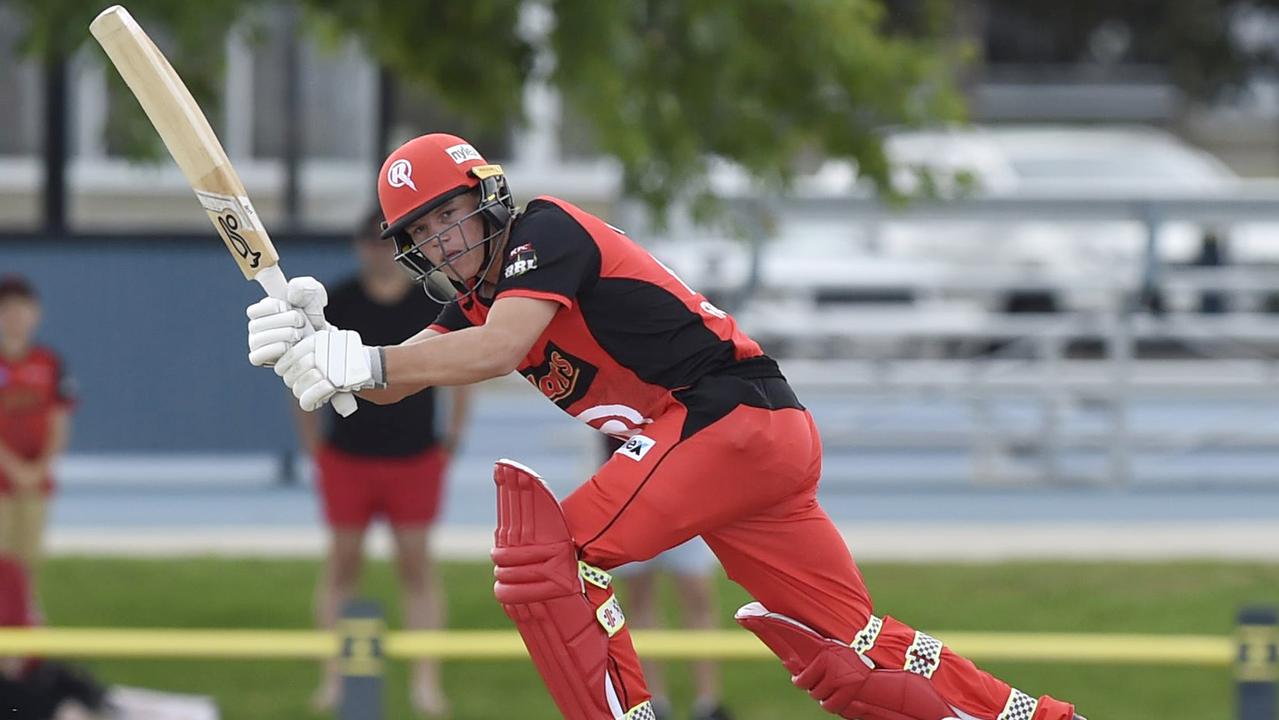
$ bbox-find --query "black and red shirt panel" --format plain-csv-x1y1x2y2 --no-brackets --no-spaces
428,196,779,438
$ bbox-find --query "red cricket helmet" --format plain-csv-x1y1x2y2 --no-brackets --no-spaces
377,133,515,301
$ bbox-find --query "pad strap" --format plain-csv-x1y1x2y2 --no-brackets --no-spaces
736,602,958,720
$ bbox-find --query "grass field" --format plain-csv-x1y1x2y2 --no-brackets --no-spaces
31,557,1279,719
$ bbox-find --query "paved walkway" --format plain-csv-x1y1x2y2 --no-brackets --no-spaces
47,482,1279,561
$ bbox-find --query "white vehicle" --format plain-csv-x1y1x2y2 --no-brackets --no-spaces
876,124,1238,269
650,125,1273,317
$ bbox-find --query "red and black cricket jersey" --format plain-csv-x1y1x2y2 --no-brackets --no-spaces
0,346,75,459
429,196,777,439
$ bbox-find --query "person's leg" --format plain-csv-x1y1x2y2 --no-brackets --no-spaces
493,460,657,719
390,524,448,717
313,527,366,710
671,571,722,715
384,447,450,716
616,567,668,713
645,537,727,719
0,494,17,558
550,393,824,719
705,409,1077,720
12,491,48,577
312,445,375,711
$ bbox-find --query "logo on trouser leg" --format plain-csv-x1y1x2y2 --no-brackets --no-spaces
615,434,656,461
903,630,943,678
596,595,626,637
851,614,883,655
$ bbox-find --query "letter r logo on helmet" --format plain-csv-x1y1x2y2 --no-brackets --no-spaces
386,158,416,191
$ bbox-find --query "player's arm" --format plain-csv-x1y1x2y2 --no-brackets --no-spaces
272,204,593,411
5,407,71,491
34,407,71,475
355,326,438,405
372,320,479,446
277,296,557,411
0,439,28,482
377,296,558,396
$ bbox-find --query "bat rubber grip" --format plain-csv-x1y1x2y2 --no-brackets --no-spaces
255,266,358,417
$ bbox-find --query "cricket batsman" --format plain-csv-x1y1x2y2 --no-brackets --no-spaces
246,134,1084,720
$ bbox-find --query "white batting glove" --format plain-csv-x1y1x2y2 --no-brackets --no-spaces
275,329,385,412
245,277,330,367
285,276,330,332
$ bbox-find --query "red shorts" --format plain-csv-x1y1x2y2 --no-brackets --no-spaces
315,444,446,529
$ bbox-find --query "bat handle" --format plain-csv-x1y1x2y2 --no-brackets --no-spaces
255,266,358,417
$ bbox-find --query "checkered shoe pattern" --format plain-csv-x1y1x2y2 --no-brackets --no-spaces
998,689,1038,720
902,631,943,678
851,614,883,654
624,700,656,720
578,561,613,589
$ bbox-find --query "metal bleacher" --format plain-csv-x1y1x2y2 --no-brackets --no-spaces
680,192,1279,488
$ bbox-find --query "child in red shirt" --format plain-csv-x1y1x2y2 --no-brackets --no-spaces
0,275,75,577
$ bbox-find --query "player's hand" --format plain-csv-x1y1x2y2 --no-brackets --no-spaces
275,329,383,412
245,277,331,367
285,276,330,332
247,297,307,367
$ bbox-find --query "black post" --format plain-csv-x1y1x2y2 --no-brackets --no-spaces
42,53,68,235
338,599,385,720
278,450,297,487
375,66,396,171
1237,606,1277,720
282,4,302,231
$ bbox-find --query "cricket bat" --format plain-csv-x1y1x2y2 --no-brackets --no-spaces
89,5,358,416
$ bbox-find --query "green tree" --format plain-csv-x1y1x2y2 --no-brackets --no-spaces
13,0,965,218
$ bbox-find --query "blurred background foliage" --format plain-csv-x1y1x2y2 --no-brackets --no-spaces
10,0,965,217
13,0,1279,216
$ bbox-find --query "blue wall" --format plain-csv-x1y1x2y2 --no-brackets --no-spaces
3,239,360,452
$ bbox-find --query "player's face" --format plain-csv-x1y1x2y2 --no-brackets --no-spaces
0,297,40,350
406,192,487,284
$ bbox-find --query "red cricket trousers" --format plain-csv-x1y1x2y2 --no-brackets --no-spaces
561,373,1074,720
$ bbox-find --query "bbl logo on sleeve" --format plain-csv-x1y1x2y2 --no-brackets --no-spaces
504,242,539,278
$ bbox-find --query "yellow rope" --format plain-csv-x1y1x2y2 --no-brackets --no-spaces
0,628,1235,664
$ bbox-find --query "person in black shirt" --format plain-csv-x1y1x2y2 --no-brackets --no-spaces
291,210,470,717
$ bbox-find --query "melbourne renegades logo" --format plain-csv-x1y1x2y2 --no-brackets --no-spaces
521,342,596,410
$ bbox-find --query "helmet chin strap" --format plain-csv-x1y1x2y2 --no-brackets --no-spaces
470,220,514,299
